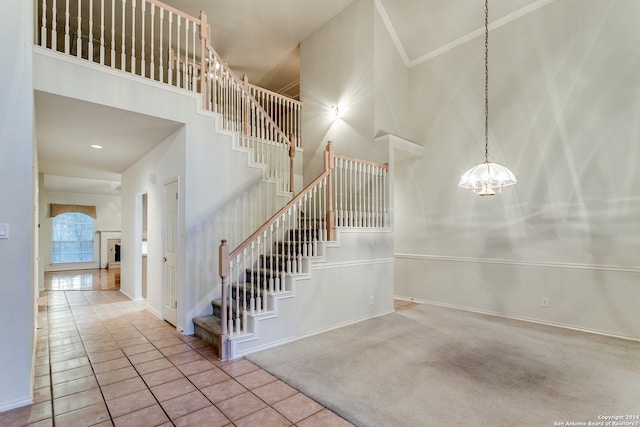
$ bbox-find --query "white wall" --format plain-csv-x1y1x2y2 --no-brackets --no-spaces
396,0,640,340
121,127,186,315
300,0,640,340
34,48,295,337
182,121,279,335
121,104,270,335
231,230,395,358
0,0,36,412
39,186,121,272
300,0,376,183
300,0,411,184
373,6,410,141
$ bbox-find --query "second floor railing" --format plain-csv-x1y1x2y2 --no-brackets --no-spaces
36,0,301,193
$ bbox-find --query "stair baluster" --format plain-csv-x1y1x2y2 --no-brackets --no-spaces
209,142,389,359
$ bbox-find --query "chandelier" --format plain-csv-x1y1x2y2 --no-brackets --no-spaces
458,0,516,196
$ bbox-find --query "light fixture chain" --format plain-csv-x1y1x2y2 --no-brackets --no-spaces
459,0,517,194
485,0,489,163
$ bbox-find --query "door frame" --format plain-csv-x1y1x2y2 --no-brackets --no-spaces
162,176,182,330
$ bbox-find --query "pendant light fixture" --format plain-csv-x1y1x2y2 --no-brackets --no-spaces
458,0,516,196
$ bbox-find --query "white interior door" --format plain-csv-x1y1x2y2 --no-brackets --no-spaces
163,180,179,327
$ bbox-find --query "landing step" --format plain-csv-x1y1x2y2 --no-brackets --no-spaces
193,315,221,356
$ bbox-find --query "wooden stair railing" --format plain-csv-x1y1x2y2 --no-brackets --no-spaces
201,49,297,193
247,82,302,152
217,141,389,360
36,0,301,193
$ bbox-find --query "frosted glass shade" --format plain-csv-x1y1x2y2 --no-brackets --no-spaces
458,161,517,196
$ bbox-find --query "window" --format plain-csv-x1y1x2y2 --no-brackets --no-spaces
52,212,95,263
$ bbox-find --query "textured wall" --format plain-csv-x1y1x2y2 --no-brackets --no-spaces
396,0,640,339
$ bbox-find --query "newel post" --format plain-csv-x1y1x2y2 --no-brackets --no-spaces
325,141,335,241
218,239,229,361
199,10,210,109
243,75,250,137
289,136,296,193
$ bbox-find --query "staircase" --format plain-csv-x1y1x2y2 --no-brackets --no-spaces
192,142,391,360
193,216,323,355
34,0,393,361
35,0,302,194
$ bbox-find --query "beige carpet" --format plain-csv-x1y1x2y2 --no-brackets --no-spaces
247,303,640,427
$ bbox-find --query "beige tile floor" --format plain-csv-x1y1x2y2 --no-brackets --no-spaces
0,290,354,427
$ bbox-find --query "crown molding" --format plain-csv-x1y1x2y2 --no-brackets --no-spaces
375,0,559,69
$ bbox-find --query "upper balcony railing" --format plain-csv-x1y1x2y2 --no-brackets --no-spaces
36,0,301,192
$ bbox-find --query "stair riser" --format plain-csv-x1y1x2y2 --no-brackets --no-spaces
231,285,264,303
246,270,286,283
193,323,220,354
298,218,325,226
192,316,221,357
274,242,315,256
204,222,324,345
259,256,293,270
288,229,321,240
212,299,264,332
212,300,247,328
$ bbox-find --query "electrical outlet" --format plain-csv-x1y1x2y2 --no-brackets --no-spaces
541,297,549,308
0,223,8,239
369,296,375,305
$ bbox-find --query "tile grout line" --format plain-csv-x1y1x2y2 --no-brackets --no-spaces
65,290,117,427
45,291,55,427
128,318,334,425
87,290,176,426
120,316,293,425
45,289,348,427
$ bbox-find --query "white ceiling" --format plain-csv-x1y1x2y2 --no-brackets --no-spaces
163,0,356,96
36,92,182,193
37,0,546,194
160,0,544,87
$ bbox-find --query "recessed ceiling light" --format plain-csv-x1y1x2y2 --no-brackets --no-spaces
91,144,103,149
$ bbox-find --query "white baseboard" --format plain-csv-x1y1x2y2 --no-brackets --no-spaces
0,396,33,413
118,288,134,300
238,309,394,359
401,297,640,343
145,305,162,319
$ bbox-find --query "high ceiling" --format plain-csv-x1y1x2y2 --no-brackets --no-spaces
37,0,546,193
161,0,544,91
162,0,357,97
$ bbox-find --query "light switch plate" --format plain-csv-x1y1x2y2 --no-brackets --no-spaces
0,223,8,239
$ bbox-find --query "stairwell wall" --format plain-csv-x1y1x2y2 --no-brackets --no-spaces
121,127,186,318
34,49,278,335
300,0,411,186
300,0,376,185
0,0,36,412
231,230,395,358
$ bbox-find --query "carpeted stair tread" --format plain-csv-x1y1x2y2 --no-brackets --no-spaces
193,220,322,347
212,298,247,312
193,315,222,333
193,315,222,355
